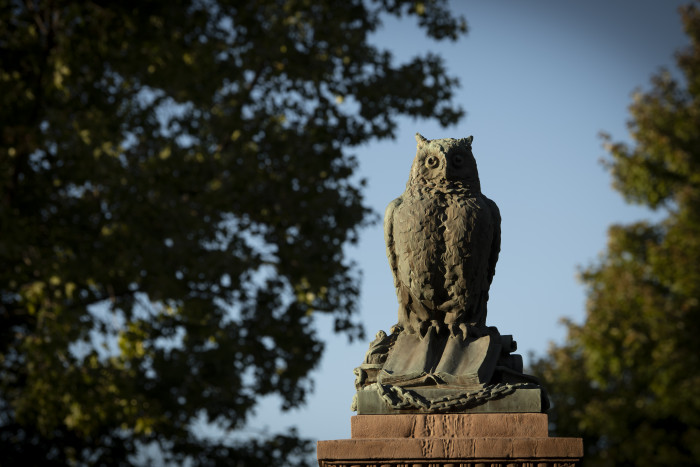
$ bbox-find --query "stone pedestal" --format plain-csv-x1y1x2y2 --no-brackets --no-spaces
317,414,582,467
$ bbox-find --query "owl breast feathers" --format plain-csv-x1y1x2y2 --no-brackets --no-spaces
384,133,501,333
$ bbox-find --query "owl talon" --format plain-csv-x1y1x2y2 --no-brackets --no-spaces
447,323,469,340
459,323,469,340
419,321,430,338
430,320,443,335
448,323,459,337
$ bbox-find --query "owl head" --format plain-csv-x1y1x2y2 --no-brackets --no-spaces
408,133,480,192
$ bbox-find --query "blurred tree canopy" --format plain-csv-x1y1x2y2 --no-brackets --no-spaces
532,2,700,465
0,0,466,464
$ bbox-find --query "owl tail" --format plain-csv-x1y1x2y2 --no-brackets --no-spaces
438,293,488,328
397,283,434,334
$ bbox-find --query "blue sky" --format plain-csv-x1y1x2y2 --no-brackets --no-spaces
245,0,691,447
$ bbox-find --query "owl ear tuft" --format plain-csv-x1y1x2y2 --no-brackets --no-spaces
461,135,474,147
415,133,428,147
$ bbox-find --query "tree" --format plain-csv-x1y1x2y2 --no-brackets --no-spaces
531,2,700,465
0,1,466,464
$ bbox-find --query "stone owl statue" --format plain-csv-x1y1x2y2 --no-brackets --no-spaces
352,133,544,410
384,133,501,335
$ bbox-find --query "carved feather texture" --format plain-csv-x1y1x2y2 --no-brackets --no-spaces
385,135,501,332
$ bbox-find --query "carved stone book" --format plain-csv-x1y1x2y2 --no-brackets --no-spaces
379,328,501,388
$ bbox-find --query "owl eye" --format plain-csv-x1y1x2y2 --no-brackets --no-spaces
453,154,464,167
425,155,439,169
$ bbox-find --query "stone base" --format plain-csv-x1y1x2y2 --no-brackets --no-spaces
355,386,545,414
351,413,549,438
317,414,583,467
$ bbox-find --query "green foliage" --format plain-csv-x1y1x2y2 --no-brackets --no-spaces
532,3,700,465
0,1,466,464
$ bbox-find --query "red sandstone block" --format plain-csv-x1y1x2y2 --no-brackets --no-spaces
351,414,549,439
511,437,583,458
317,437,583,462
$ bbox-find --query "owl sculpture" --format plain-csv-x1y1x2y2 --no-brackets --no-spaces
385,133,501,336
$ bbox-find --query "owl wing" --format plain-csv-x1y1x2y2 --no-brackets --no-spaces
384,195,403,292
484,195,501,286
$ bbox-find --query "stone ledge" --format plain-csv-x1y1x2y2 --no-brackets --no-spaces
356,387,545,414
319,460,580,466
317,437,583,461
351,414,549,439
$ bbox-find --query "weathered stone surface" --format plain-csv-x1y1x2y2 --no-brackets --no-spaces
379,328,501,387
355,385,545,414
319,411,582,466
350,414,549,439
323,135,584,464
385,134,499,333
352,134,549,414
317,437,583,464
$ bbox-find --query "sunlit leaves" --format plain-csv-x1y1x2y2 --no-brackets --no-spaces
0,0,466,465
